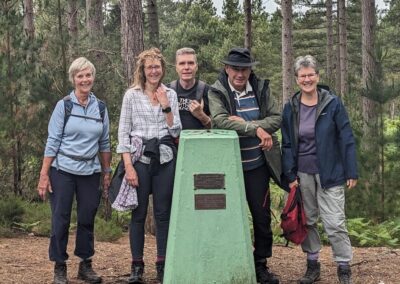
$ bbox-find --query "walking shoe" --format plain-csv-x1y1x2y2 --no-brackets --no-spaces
299,260,320,284
337,265,352,284
255,260,279,284
77,259,102,283
128,261,145,284
54,262,68,284
156,260,165,283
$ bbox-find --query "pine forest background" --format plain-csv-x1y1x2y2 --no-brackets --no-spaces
1,0,400,244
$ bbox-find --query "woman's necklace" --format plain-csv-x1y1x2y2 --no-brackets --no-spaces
145,89,158,105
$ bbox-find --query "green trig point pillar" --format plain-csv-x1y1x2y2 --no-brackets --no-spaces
164,129,256,284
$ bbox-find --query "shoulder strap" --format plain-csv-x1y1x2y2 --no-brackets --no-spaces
63,95,73,134
196,80,206,101
170,80,178,91
97,99,106,122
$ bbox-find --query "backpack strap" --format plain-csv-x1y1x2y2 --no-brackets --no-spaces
170,80,178,92
195,80,206,102
97,99,106,122
63,95,73,134
62,95,106,135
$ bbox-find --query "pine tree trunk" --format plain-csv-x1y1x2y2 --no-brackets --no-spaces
23,0,34,40
362,0,378,140
338,0,348,99
146,0,159,47
335,6,341,94
326,0,334,86
281,0,293,105
120,0,144,87
243,0,252,50
57,0,68,95
67,0,78,58
86,0,104,40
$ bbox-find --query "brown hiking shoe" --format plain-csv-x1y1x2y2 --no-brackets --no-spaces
337,265,352,284
128,261,145,284
299,260,320,284
255,260,279,284
156,261,165,283
77,259,102,283
54,262,68,284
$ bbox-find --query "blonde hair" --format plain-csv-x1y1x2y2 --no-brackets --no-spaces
132,48,166,90
68,57,96,84
175,47,197,63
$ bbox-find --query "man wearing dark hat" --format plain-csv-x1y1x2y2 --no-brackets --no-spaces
208,47,281,284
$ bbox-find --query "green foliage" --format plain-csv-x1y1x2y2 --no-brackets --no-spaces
0,197,25,228
347,218,400,247
95,216,123,242
20,202,52,236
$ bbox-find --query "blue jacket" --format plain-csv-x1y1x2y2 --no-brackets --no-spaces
281,87,358,189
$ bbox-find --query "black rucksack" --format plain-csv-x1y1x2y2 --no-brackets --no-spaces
62,95,106,133
169,80,207,102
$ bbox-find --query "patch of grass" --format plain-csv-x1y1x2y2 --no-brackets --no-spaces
0,197,25,237
20,202,52,236
95,217,123,242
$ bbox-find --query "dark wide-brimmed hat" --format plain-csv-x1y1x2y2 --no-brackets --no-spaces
221,47,259,67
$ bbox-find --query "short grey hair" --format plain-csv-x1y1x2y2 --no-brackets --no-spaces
175,47,197,63
294,55,319,76
68,57,96,84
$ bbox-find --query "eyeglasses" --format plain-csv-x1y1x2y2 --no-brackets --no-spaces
144,65,162,71
297,73,317,80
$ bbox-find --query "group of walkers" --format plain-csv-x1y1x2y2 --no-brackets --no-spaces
37,47,358,284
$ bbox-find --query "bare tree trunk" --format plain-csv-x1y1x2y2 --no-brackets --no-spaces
68,0,79,58
58,0,68,95
86,0,104,40
362,0,378,138
338,0,348,99
281,0,293,106
120,0,144,87
335,6,341,94
361,0,379,203
146,0,159,47
23,0,34,40
244,0,252,50
326,0,334,85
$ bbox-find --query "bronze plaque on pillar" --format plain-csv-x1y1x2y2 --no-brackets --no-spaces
194,194,226,210
194,174,225,189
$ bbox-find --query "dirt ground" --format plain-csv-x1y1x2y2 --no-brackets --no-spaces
0,233,399,284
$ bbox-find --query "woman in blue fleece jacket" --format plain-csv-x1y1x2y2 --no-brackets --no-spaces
281,55,358,284
37,57,111,284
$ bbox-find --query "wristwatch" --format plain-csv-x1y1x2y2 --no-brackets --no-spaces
102,167,112,174
162,106,172,113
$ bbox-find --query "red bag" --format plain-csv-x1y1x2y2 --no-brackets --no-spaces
280,185,307,245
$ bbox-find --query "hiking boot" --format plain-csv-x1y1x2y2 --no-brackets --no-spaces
128,261,145,284
255,260,279,284
54,262,68,284
337,265,352,284
156,260,165,283
299,260,320,284
77,259,102,283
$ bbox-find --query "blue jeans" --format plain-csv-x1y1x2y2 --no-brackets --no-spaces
49,168,101,263
129,161,175,259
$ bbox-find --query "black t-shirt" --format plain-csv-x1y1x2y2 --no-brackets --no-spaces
170,80,210,130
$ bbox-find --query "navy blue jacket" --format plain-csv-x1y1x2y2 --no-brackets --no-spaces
281,87,358,189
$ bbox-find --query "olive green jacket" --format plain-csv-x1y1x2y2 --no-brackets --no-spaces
208,71,282,186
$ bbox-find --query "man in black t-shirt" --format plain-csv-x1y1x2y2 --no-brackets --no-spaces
169,47,211,130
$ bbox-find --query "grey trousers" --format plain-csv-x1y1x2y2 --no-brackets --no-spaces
298,172,352,262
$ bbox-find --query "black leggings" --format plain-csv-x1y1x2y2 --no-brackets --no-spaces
129,161,175,259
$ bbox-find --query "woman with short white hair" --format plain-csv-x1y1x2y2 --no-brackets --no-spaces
37,57,111,284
